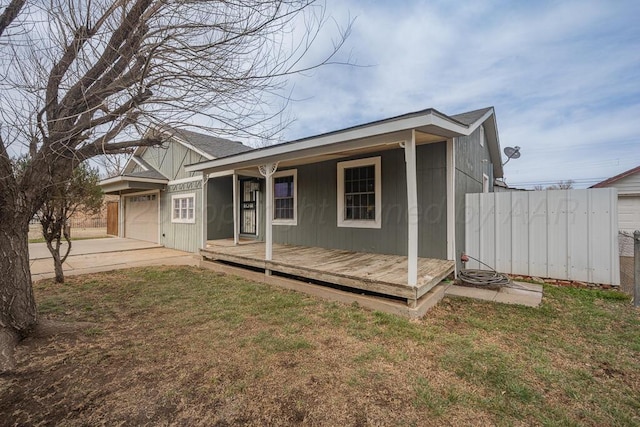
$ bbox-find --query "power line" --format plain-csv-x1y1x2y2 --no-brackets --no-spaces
506,177,608,187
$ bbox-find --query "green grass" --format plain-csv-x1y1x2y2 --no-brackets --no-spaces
12,266,640,426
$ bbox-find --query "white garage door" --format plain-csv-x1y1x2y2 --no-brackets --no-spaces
619,196,640,234
125,193,159,243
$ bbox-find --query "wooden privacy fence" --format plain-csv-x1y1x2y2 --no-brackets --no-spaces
465,189,620,285
106,201,119,236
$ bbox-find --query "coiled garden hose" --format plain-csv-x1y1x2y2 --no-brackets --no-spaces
459,254,511,290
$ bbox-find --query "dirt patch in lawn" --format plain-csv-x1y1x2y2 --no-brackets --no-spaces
1,267,639,426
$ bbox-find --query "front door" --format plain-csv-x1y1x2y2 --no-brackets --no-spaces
240,179,260,235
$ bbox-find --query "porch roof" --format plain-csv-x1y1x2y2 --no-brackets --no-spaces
99,174,168,194
185,107,503,178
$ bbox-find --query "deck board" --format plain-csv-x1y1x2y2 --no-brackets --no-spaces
201,240,454,303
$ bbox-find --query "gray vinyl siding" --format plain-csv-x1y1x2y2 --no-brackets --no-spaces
141,138,208,180
417,143,447,259
207,176,234,240
271,144,447,258
159,181,203,253
454,125,495,270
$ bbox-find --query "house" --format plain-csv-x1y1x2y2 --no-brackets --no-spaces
99,127,252,252
100,107,503,312
183,107,503,310
591,165,640,234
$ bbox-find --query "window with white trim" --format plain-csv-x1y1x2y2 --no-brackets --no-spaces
337,157,381,229
171,193,196,223
479,125,485,147
273,170,297,225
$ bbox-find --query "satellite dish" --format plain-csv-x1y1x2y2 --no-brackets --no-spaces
504,146,521,159
502,146,521,165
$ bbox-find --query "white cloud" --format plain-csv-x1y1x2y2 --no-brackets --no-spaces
270,0,640,188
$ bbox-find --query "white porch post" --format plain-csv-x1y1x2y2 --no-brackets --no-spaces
118,192,125,238
404,131,418,287
232,172,239,245
202,174,209,248
258,163,278,274
446,138,456,265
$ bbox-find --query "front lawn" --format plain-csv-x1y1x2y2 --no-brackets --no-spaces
2,267,639,426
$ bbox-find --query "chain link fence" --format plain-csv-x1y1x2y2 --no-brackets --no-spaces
619,231,634,295
28,217,108,240
29,217,106,228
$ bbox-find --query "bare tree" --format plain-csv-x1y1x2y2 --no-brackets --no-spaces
0,0,350,371
546,180,575,190
95,153,132,178
36,163,103,284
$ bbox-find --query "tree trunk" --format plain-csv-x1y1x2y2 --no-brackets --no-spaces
0,218,37,372
46,236,65,283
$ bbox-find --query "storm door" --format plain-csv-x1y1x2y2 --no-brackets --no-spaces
240,179,260,235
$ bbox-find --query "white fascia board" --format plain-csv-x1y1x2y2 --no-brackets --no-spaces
485,113,504,179
207,170,235,179
461,107,503,179
99,175,168,186
100,175,128,186
188,130,413,175
131,156,149,171
122,147,145,174
186,112,472,174
461,108,495,134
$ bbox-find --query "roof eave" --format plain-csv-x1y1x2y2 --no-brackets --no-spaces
480,109,504,178
591,165,640,188
100,174,168,184
186,110,472,174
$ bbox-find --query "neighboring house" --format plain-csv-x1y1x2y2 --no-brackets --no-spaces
185,106,503,275
99,127,252,252
493,179,528,192
591,165,640,234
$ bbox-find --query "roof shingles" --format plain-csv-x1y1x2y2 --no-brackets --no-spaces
450,107,493,126
168,128,253,159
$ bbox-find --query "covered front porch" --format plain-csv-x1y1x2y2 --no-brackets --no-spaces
201,240,455,307
188,108,500,314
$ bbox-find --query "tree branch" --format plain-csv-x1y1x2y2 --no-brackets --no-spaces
76,136,162,161
0,0,25,38
54,0,154,130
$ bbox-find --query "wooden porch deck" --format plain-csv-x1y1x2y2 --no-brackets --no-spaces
201,240,455,305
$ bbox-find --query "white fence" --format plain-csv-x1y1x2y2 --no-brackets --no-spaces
465,189,620,285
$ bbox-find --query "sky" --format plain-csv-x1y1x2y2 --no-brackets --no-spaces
269,0,640,189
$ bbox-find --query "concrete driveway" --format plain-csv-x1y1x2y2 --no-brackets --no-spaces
29,238,198,281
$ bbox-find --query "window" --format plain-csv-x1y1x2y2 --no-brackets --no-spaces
337,157,381,229
273,170,297,225
130,194,156,202
171,193,195,223
479,125,485,147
